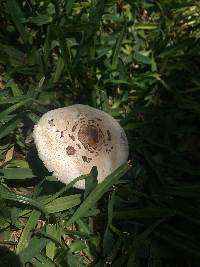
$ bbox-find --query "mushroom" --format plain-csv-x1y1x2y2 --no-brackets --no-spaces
33,104,129,189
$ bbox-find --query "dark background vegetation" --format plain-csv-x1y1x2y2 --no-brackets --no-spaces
0,0,200,266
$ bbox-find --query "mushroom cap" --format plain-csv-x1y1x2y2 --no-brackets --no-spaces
33,104,129,189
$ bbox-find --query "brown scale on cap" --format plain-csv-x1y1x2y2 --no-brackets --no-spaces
78,125,99,148
69,134,75,141
48,119,55,126
107,130,111,141
69,114,114,156
72,122,78,132
55,124,68,138
66,146,76,156
76,144,81,149
82,155,92,163
78,124,104,151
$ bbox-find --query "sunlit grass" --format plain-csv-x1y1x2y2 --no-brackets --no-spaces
0,0,200,266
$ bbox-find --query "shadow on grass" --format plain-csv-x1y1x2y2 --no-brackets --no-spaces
0,246,21,267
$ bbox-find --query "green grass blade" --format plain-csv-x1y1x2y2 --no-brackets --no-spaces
65,0,75,16
103,191,115,257
31,254,56,267
19,236,49,264
6,0,30,46
16,210,41,254
42,175,87,205
2,168,37,180
66,163,130,226
0,184,48,216
0,98,32,120
112,24,126,68
54,25,72,82
46,224,60,260
0,117,21,139
45,194,81,214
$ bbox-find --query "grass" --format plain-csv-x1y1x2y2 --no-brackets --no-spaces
0,0,200,266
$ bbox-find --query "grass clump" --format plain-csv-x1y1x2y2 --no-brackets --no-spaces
0,0,200,266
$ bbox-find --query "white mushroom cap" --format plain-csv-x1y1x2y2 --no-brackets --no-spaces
33,104,129,189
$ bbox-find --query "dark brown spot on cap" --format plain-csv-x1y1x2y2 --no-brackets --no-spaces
66,146,76,156
69,134,75,141
107,130,111,141
76,143,81,149
72,123,78,132
82,155,92,163
82,155,87,162
48,119,55,126
78,125,100,150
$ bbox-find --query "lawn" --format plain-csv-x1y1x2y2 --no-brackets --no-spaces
0,0,200,266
